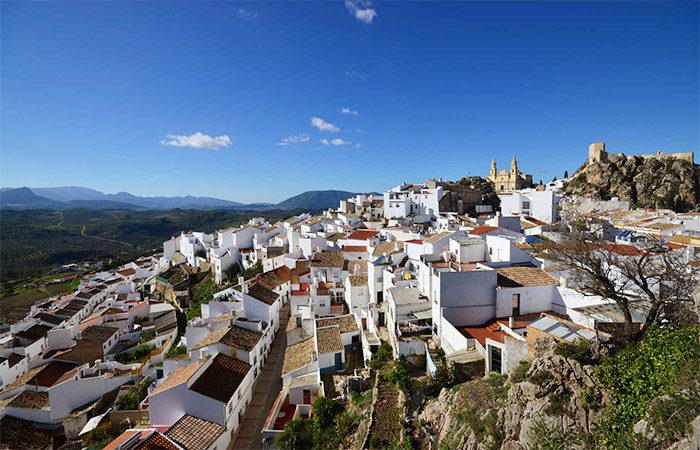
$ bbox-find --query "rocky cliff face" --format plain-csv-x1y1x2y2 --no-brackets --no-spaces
417,339,609,450
563,156,700,212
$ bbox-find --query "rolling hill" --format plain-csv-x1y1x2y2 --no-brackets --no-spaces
0,186,371,212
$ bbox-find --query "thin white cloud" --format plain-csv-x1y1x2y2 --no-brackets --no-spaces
238,8,260,18
311,117,340,132
159,132,232,150
278,134,310,146
356,128,366,134
345,0,377,23
320,138,351,146
341,107,359,116
345,71,367,80
355,143,362,148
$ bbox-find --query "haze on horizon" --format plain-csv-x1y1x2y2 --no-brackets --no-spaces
1,1,698,204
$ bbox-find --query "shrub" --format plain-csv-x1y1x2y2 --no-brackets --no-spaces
527,417,581,450
386,359,413,392
85,421,127,448
165,344,187,358
580,387,598,411
554,338,597,366
313,396,340,431
369,341,393,369
510,360,531,384
595,326,700,447
276,419,314,450
647,386,700,444
370,436,381,449
529,370,553,386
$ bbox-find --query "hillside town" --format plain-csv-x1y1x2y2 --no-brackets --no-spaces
1,143,699,450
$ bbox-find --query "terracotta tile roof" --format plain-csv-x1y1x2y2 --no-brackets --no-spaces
273,265,291,282
117,268,136,276
348,275,368,287
496,266,560,288
150,360,205,397
405,239,423,245
601,244,645,255
190,327,230,351
372,241,400,257
103,430,146,450
222,325,263,351
524,216,547,226
34,312,65,326
310,251,344,268
81,325,118,345
663,242,686,250
327,232,348,242
316,326,344,354
424,231,453,244
8,390,50,409
164,414,225,450
15,324,52,342
316,315,359,334
136,431,181,449
31,361,79,388
189,354,251,403
244,283,279,305
282,338,315,376
0,415,54,450
470,226,499,235
343,246,367,253
347,229,379,240
257,271,286,289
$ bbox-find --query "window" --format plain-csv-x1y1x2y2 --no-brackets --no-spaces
522,201,531,210
512,293,520,316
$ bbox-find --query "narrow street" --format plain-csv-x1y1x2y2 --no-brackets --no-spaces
229,304,289,450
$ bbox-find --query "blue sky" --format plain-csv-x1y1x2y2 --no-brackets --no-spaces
1,1,698,204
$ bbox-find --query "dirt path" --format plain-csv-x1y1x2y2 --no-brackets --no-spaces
366,381,402,447
80,225,134,248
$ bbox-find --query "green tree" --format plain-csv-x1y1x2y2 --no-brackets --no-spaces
313,396,340,431
564,170,569,178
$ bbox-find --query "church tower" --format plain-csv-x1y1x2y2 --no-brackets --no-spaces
490,157,497,177
510,156,518,175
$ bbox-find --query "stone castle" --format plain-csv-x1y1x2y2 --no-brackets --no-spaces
486,156,533,193
588,142,695,165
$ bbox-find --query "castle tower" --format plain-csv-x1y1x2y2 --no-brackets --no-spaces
490,158,497,177
510,156,518,175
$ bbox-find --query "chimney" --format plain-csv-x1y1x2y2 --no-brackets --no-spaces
509,317,514,328
559,277,568,289
242,283,249,294
238,276,244,286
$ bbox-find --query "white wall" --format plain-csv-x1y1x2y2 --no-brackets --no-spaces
495,285,555,318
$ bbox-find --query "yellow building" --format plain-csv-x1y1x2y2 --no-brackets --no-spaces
486,156,533,193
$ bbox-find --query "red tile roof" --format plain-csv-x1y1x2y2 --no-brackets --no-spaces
347,229,379,240
117,268,136,276
344,246,367,253
405,239,423,245
663,242,686,250
601,244,645,255
470,226,499,235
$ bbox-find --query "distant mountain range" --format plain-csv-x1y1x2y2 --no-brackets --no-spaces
0,186,368,212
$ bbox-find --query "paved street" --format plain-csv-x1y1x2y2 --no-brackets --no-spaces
229,304,289,450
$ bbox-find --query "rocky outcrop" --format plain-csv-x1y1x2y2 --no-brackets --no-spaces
563,155,699,211
417,339,611,450
457,176,501,211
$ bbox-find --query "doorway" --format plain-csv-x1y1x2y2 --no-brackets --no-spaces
512,293,520,316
